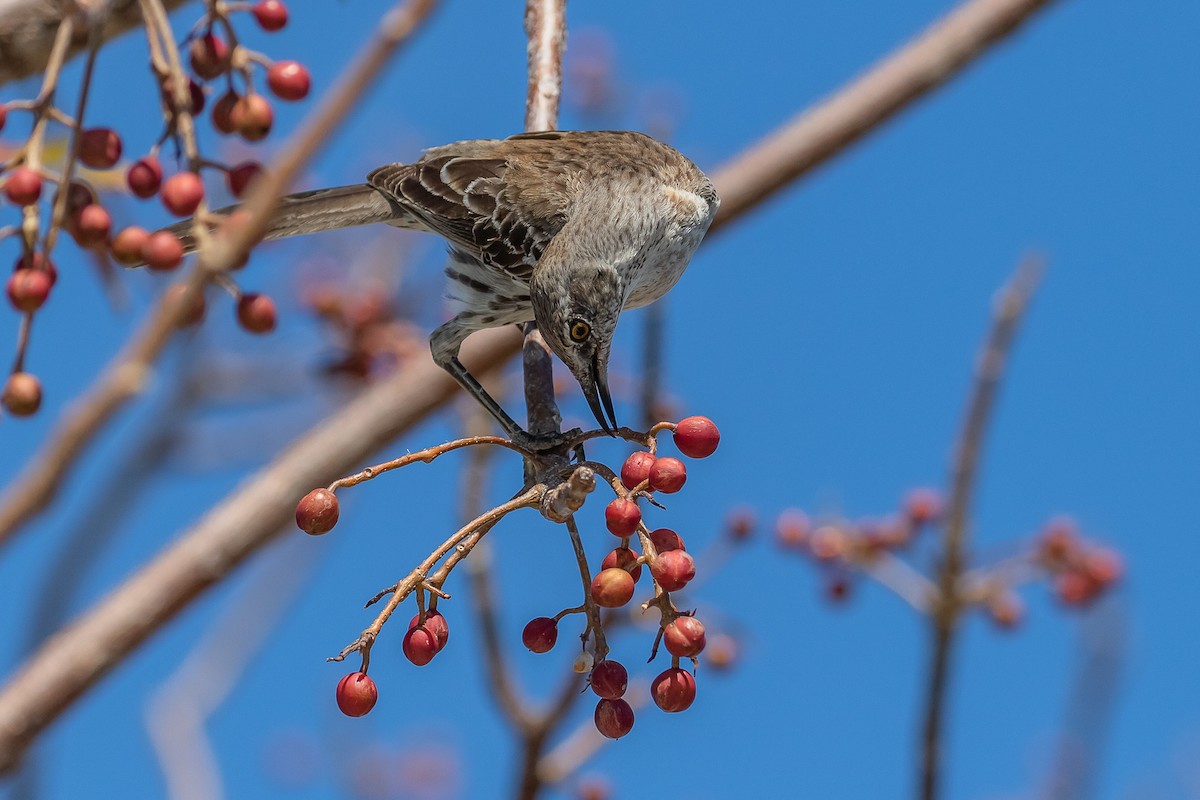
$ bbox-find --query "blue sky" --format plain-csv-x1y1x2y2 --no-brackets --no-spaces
1,0,1198,797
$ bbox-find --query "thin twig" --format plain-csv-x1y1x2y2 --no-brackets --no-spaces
918,256,1043,800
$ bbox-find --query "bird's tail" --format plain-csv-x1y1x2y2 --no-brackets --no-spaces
164,184,407,254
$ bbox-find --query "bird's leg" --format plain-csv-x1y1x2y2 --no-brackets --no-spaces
431,322,581,452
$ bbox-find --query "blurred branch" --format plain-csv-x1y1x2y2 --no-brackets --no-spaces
708,0,1060,233
0,0,192,87
919,256,1043,800
0,0,1063,770
0,0,441,550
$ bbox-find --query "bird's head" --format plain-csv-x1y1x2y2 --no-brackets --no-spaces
530,260,624,434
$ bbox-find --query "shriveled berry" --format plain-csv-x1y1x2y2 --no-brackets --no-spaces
604,498,641,537
335,672,377,717
663,615,706,658
673,415,720,458
7,269,51,312
650,667,695,713
402,626,439,666
601,546,642,582
231,94,274,141
5,168,42,205
649,527,685,553
71,204,112,246
161,171,204,216
252,0,289,30
590,660,628,699
141,231,185,271
296,488,339,534
227,160,264,198
267,60,311,101
522,617,558,653
650,549,695,592
593,698,634,739
190,32,229,80
408,610,449,652
127,156,163,198
237,292,278,333
648,457,686,493
591,568,635,608
79,127,122,169
110,226,149,266
620,451,656,489
3,372,42,415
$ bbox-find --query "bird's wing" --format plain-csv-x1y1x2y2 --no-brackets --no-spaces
367,151,564,281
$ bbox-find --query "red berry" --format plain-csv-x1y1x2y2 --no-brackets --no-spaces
522,617,558,653
809,525,848,561
296,488,339,534
402,626,439,666
211,91,239,135
673,416,720,458
5,167,42,205
7,269,51,312
662,615,706,658
604,498,641,537
267,60,311,101
1055,570,1096,606
601,546,642,582
161,172,204,216
593,698,634,739
650,667,696,713
590,660,628,699
58,182,96,216
1038,517,1080,562
0,104,6,133
12,253,56,285
110,226,149,266
620,451,656,489
71,204,112,246
79,127,122,169
227,160,264,198
2,372,42,416
141,231,185,271
127,156,163,198
164,284,206,327
231,94,274,141
987,593,1024,629
648,457,686,493
237,292,278,334
650,549,695,592
775,510,811,549
335,672,377,717
190,32,229,80
904,488,943,525
649,527,685,553
1084,547,1123,586
591,568,635,608
253,0,289,30
407,610,449,652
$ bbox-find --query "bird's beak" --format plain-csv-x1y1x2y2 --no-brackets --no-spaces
581,352,618,435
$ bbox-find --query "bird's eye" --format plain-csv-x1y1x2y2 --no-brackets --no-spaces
569,320,591,342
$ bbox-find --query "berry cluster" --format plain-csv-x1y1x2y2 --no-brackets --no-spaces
521,416,720,739
0,1,304,418
297,415,725,733
775,489,1123,626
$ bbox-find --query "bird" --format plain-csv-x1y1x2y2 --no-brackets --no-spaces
165,130,720,446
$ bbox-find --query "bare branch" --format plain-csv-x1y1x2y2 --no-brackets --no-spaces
708,0,1061,234
918,256,1044,800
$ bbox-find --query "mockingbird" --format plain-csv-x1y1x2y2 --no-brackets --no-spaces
168,130,719,445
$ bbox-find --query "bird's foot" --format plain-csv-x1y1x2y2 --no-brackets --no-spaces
510,426,586,454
